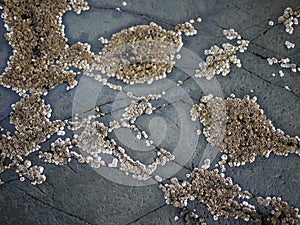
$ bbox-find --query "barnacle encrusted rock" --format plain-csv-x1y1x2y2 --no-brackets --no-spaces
94,22,183,84
0,94,64,184
0,0,93,93
160,168,255,222
256,196,300,225
191,95,300,166
161,168,300,224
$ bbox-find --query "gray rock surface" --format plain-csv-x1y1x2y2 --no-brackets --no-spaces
0,0,299,225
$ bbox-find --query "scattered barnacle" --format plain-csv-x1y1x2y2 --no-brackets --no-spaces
196,129,202,135
284,85,291,91
98,36,109,44
90,22,183,85
195,29,249,79
0,0,93,93
214,154,228,173
160,168,255,222
154,175,163,182
191,95,300,166
285,40,295,49
121,94,161,124
175,21,197,36
267,57,298,73
278,7,300,34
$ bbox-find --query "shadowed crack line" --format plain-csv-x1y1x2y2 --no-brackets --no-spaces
8,183,93,225
0,177,19,184
251,42,289,59
67,164,79,174
241,66,300,99
88,3,223,40
249,50,268,60
126,203,167,225
242,18,271,30
36,184,47,195
88,4,176,27
250,25,276,42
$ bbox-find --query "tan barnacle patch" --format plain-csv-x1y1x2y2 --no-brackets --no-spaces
0,0,93,93
91,22,183,85
160,168,255,223
0,94,64,184
195,29,249,79
191,95,300,166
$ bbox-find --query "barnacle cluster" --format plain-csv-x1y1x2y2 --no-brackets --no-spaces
285,40,295,49
175,21,197,36
161,168,300,225
278,7,300,34
160,168,255,223
91,22,184,85
256,196,300,225
195,29,249,80
0,0,93,93
191,95,300,166
0,94,64,184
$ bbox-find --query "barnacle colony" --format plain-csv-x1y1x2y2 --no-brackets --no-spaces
191,95,300,166
88,22,198,86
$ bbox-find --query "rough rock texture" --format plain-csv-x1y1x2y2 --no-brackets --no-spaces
0,0,299,225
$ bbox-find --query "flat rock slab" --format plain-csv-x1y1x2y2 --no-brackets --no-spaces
0,0,299,225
